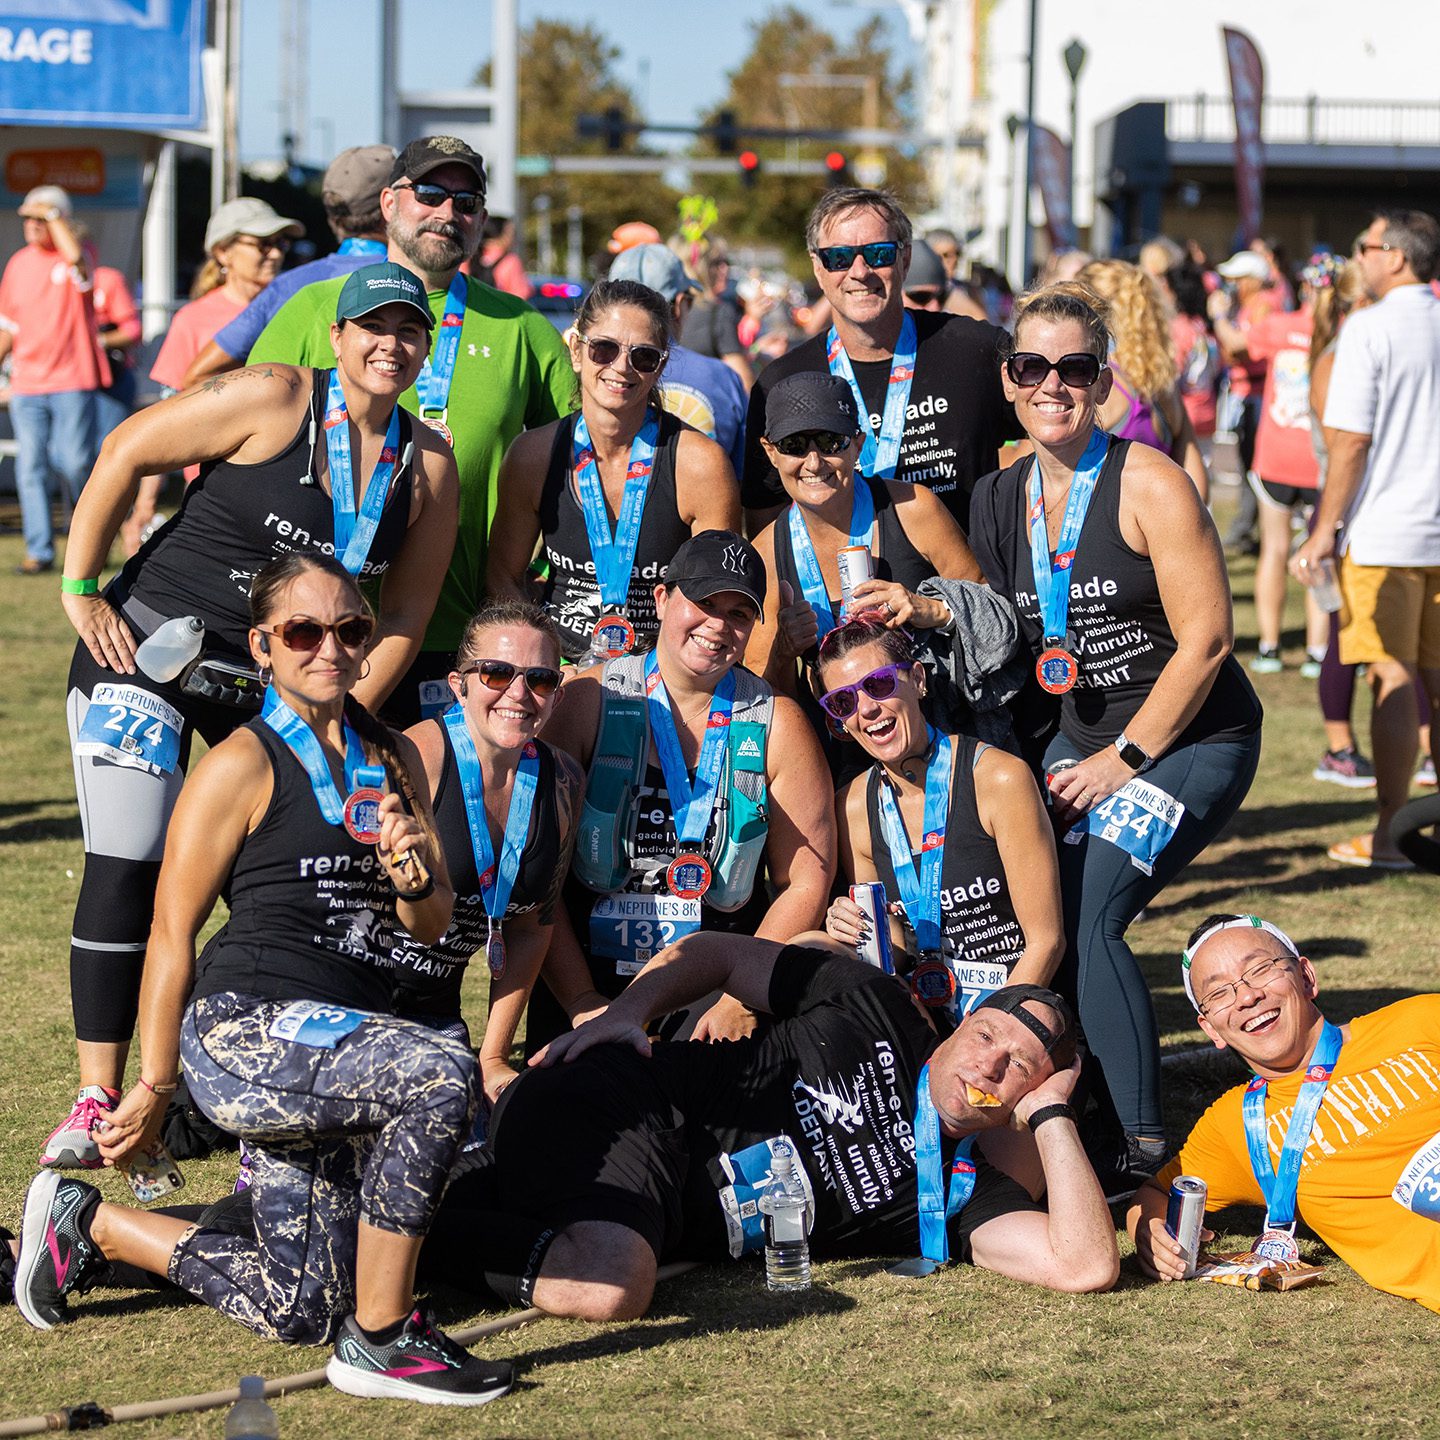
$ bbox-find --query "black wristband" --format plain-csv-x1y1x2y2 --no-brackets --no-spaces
1026,1102,1077,1134
395,874,435,902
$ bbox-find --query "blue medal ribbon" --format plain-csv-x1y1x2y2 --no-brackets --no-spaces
323,369,402,576
1242,1020,1343,1229
416,273,468,415
338,237,388,258
573,410,659,611
914,1063,978,1265
643,651,734,848
787,478,875,640
825,311,917,479
876,728,953,956
1026,428,1109,647
442,708,540,925
261,693,370,825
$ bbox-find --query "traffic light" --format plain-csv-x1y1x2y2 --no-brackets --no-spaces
603,106,626,153
738,150,760,189
824,151,849,187
714,110,738,156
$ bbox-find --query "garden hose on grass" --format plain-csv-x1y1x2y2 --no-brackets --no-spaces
0,1262,699,1434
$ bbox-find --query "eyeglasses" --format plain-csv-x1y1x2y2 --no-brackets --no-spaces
233,235,291,253
459,659,562,699
576,334,667,375
1197,956,1290,1016
391,181,485,217
261,615,374,651
813,241,900,273
772,430,853,458
1005,351,1105,388
818,662,908,720
1356,241,1395,256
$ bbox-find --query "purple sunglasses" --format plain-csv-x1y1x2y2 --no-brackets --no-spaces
818,662,910,720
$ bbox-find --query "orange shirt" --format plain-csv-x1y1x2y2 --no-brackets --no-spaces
0,242,109,395
1160,996,1440,1312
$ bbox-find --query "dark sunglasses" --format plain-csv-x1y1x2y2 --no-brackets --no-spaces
262,615,374,651
906,288,945,307
819,662,908,720
460,659,562,699
772,430,854,457
576,334,667,374
391,181,484,216
813,241,900,273
1005,352,1104,388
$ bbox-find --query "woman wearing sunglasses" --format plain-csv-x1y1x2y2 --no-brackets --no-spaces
530,529,833,1048
46,262,459,1175
16,552,517,1406
968,283,1261,1190
389,601,584,1105
488,279,740,666
815,614,1063,1025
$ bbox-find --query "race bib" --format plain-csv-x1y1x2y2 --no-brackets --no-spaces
1064,777,1186,875
717,1135,816,1259
1392,1131,1440,1222
955,959,1010,1019
75,683,183,777
589,891,701,977
418,679,453,721
267,999,369,1050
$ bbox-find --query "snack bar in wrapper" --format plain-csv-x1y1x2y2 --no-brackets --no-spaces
1192,1249,1325,1292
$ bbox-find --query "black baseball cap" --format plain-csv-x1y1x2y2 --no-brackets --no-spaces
764,371,862,442
664,529,767,614
972,984,1076,1061
388,136,487,194
336,262,435,328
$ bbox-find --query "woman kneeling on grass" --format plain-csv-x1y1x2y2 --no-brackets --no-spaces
13,553,513,1409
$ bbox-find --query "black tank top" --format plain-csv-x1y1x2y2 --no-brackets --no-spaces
190,719,399,1012
389,727,564,1019
538,408,691,663
114,369,414,660
866,735,1024,965
968,439,1261,754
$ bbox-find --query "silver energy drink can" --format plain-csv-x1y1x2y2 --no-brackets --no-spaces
1044,756,1079,810
1166,1175,1207,1278
850,882,894,974
837,545,875,616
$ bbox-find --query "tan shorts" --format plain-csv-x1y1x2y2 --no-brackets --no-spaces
1338,557,1440,668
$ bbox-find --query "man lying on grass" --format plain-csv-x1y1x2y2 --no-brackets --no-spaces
1127,913,1440,1312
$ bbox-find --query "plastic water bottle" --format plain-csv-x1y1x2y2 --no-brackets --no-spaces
136,614,205,682
223,1376,279,1438
1309,558,1344,615
758,1144,811,1291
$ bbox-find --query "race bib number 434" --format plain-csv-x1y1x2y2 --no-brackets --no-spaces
75,684,183,777
1065,777,1186,875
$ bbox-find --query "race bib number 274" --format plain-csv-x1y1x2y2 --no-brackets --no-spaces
75,684,183,777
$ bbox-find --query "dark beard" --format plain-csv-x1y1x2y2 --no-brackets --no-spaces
392,220,468,282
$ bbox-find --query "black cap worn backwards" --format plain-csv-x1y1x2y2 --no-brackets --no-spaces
388,135,487,194
664,529,767,614
335,262,435,328
764,371,862,442
972,984,1076,1058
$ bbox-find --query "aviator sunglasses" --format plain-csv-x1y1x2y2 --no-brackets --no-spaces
576,334,667,374
819,663,908,720
390,181,485,216
459,659,562,699
261,615,375,651
772,430,854,458
813,241,900,273
1005,351,1105,388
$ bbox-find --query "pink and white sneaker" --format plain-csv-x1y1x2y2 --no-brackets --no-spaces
39,1087,119,1170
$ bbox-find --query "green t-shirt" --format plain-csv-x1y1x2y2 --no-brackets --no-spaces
250,274,573,651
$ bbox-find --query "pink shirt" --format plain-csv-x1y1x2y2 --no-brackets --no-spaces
480,246,533,300
1247,309,1318,489
149,287,247,391
0,242,109,395
93,267,142,349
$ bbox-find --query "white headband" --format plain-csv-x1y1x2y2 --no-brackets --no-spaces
1180,915,1299,1010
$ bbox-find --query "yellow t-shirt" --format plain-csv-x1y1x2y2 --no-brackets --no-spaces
1159,996,1440,1312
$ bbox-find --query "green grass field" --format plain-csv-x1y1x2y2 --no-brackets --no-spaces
2,517,1437,1439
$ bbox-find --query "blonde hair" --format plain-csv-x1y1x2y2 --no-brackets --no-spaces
1309,260,1365,369
1010,281,1112,362
1078,258,1176,404
190,255,225,300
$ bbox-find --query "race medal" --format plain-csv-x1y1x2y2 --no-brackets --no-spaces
667,852,712,900
423,415,454,446
1036,645,1079,695
592,613,637,660
343,785,385,844
1254,1226,1301,1264
911,957,956,1009
485,922,507,979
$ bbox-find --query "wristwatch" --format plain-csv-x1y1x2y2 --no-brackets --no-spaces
1114,731,1154,773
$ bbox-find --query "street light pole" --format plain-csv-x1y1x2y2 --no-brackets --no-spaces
1020,0,1038,285
1063,38,1088,239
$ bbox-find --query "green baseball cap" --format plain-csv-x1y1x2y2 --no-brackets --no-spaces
335,261,435,329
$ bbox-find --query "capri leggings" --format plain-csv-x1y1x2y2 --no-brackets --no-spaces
167,992,479,1344
66,631,247,1043
1044,730,1261,1139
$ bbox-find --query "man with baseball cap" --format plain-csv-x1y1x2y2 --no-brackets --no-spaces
182,145,395,386
608,241,747,474
250,135,572,726
1127,912,1440,1311
0,186,110,574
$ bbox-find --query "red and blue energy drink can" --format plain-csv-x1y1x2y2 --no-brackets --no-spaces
1166,1175,1207,1278
850,882,894,975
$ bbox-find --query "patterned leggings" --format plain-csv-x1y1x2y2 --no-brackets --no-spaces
168,992,479,1345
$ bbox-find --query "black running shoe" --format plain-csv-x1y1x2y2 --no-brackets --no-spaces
0,1225,15,1306
327,1307,514,1406
15,1172,104,1330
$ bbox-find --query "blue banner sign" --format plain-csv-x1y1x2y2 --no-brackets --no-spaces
0,1,204,130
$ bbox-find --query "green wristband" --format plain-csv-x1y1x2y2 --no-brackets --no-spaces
61,576,100,596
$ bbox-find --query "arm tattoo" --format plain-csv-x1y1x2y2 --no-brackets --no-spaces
186,365,300,401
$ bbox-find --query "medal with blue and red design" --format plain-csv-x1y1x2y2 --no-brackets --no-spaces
343,764,387,843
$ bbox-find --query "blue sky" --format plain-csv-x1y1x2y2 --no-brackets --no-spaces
239,0,916,162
